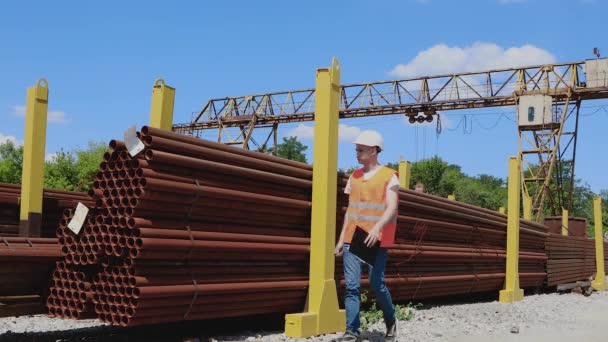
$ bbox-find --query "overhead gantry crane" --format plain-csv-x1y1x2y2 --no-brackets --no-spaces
173,58,608,222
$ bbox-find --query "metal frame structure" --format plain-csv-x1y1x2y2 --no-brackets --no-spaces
173,60,608,220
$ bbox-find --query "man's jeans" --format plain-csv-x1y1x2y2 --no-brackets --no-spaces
343,243,395,334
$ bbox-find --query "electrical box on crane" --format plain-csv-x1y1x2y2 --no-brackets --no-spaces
517,95,554,129
585,58,608,88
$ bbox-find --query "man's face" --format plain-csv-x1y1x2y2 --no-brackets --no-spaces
355,144,376,164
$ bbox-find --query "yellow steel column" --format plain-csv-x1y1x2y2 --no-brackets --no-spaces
523,192,532,220
448,194,456,201
19,79,49,237
285,58,345,337
499,207,505,214
592,197,606,291
398,158,411,189
561,209,569,236
149,78,176,131
499,157,524,303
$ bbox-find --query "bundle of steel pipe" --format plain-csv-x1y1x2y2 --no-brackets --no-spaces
0,237,60,317
334,186,547,300
46,126,314,325
0,183,94,237
545,235,595,286
46,261,98,319
49,126,550,326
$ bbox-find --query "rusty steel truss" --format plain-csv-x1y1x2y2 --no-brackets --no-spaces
173,60,608,220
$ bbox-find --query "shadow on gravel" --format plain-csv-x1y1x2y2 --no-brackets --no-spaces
403,287,549,311
0,313,286,342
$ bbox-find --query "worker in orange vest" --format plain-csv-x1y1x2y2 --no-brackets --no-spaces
335,130,399,341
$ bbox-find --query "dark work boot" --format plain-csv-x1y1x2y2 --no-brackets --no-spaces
334,330,360,342
385,319,397,341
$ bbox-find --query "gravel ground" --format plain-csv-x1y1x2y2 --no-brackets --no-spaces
216,290,608,342
2,289,608,341
0,315,105,334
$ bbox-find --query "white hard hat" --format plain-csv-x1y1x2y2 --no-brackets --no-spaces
353,130,384,150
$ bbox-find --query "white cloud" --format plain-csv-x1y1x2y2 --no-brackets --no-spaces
339,124,362,143
288,124,315,140
0,133,22,146
45,153,58,162
498,0,526,4
11,104,68,124
48,111,68,123
12,105,26,117
287,123,362,143
389,42,556,78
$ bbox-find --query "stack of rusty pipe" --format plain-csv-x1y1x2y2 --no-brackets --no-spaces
56,208,105,265
545,235,595,286
0,182,94,237
46,261,97,319
50,126,551,326
49,126,313,326
334,183,547,301
0,237,60,317
47,207,108,320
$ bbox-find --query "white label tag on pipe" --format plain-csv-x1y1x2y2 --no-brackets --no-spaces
124,125,145,157
67,202,89,235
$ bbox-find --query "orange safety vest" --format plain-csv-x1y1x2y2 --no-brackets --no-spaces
344,166,398,248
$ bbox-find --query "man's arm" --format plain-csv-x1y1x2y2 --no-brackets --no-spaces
335,176,352,256
335,215,349,256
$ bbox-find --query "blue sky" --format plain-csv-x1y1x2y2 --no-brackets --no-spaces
1,0,607,192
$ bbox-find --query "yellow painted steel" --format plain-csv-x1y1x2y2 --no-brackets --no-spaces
19,79,49,237
285,58,345,337
523,192,532,220
149,78,176,131
561,208,569,236
592,197,606,291
499,207,505,214
499,156,524,303
398,158,411,189
448,194,456,201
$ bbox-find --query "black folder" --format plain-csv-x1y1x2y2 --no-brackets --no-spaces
349,226,380,266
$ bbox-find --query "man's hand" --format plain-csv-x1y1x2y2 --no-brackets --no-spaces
335,240,344,257
364,225,382,247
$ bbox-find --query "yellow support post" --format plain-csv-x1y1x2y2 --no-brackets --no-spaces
149,78,176,131
285,58,345,338
592,197,606,291
499,207,505,214
448,194,456,201
523,192,532,220
398,158,411,189
562,208,569,236
19,79,49,237
499,156,524,303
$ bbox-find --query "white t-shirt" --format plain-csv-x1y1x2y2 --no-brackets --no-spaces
344,165,400,195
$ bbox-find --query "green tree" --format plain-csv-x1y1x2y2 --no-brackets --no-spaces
586,189,608,237
44,141,107,191
438,164,463,197
410,156,448,195
74,141,108,191
0,141,23,184
276,136,308,163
